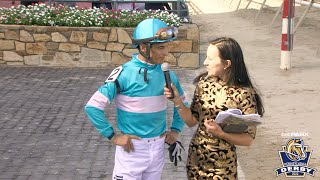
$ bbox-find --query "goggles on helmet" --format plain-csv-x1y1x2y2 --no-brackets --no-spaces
156,27,178,40
133,26,178,44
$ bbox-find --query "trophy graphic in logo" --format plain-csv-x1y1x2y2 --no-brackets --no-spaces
275,138,316,177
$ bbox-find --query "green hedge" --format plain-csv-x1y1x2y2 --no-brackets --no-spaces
0,4,181,27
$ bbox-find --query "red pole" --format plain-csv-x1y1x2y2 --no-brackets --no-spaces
281,0,295,70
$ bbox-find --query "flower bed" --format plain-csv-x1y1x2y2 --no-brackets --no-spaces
0,4,181,27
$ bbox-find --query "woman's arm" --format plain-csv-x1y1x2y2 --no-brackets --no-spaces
219,132,253,146
164,84,198,127
204,120,253,146
173,100,198,127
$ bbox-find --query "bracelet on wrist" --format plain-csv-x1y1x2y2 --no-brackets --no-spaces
175,104,183,111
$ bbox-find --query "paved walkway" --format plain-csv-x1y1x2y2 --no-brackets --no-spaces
0,66,200,180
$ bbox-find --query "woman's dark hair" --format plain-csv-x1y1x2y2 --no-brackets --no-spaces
194,37,264,116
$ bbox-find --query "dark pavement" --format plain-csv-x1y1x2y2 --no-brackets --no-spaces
0,66,200,180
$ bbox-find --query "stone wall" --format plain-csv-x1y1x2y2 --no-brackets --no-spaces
0,24,199,68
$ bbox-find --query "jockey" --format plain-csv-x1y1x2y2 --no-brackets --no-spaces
84,18,188,180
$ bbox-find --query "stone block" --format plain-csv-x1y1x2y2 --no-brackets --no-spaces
125,44,135,49
187,27,199,40
0,40,15,50
93,32,108,43
102,51,112,64
16,51,28,56
0,33,4,39
106,43,125,52
126,29,134,36
164,53,177,67
60,31,72,39
112,52,130,65
79,47,104,62
47,42,59,50
169,41,193,53
70,31,87,44
122,49,138,57
26,43,48,55
59,43,80,52
87,32,93,41
99,29,110,33
173,53,182,58
5,30,19,40
52,26,70,32
7,61,24,66
177,53,199,68
42,55,54,61
97,62,112,67
87,41,105,50
192,41,199,53
117,29,131,44
33,26,51,33
70,52,81,61
54,52,76,67
15,41,25,51
177,29,187,39
3,25,20,30
47,51,55,56
3,51,23,62
20,30,34,42
24,55,41,65
51,32,67,42
33,34,51,42
23,26,38,32
78,48,111,67
109,29,117,42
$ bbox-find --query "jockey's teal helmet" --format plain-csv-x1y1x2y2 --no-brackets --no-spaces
132,18,178,48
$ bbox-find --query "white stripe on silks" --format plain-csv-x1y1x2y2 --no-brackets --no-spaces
86,91,110,110
280,50,291,70
115,94,167,113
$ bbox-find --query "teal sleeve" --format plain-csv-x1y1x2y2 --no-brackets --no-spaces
170,71,188,132
84,106,114,138
84,82,118,139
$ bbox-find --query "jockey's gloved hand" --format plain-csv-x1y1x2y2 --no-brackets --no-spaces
167,141,185,166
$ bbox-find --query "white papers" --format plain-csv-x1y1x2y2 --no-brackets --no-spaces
215,109,261,133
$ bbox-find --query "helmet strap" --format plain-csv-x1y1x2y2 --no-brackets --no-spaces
139,43,151,62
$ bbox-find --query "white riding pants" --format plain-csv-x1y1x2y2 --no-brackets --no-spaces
112,136,165,180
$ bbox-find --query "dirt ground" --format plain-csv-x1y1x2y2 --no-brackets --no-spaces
188,0,320,179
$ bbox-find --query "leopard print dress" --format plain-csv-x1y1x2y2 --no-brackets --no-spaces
187,76,258,180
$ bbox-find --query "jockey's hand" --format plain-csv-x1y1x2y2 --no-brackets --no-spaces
112,134,141,153
161,130,179,145
161,130,185,166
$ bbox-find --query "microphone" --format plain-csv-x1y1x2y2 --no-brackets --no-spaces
161,63,174,99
